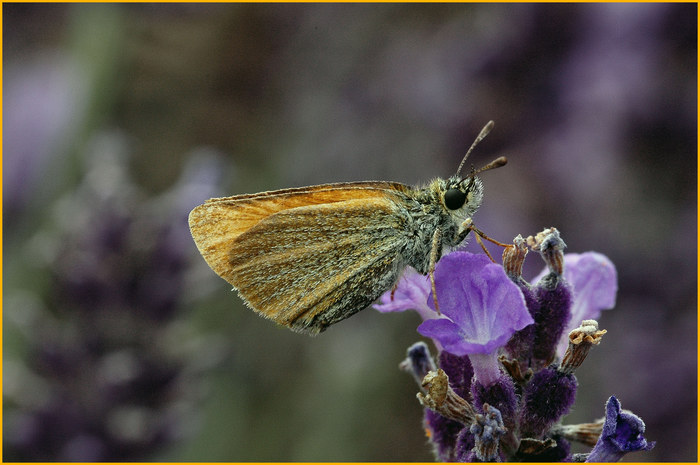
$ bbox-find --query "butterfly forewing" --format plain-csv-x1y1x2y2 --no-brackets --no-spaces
188,182,414,333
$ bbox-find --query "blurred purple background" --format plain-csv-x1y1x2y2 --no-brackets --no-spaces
3,3,696,461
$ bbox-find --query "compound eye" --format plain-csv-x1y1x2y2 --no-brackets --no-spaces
444,188,467,210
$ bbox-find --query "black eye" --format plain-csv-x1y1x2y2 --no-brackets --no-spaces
444,188,467,210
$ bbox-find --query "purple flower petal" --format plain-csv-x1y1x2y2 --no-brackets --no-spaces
418,317,469,350
373,267,437,320
536,252,618,357
417,252,533,355
586,396,655,462
532,252,617,321
565,252,617,323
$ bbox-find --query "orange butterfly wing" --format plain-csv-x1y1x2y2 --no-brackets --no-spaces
188,182,414,333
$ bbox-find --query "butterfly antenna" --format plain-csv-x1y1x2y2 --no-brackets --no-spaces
455,120,495,177
473,155,508,176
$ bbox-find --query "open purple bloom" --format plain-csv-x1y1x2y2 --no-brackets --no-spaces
417,252,533,386
586,396,655,462
417,252,533,356
531,252,617,358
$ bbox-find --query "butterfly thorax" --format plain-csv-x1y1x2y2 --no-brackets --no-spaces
396,175,483,274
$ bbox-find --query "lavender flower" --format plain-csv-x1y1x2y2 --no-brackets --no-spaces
535,252,618,358
586,396,655,462
380,228,652,462
528,229,574,370
416,252,533,386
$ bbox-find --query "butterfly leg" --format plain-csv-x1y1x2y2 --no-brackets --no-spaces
470,223,510,248
459,218,510,263
390,281,398,301
429,227,441,314
473,233,497,263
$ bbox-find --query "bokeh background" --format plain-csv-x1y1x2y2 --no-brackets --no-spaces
3,3,696,462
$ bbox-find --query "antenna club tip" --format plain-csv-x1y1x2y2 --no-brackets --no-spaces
479,121,495,138
472,156,508,176
455,120,499,177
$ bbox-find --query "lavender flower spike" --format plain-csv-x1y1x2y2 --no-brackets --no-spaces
586,396,655,462
417,252,533,386
531,252,617,359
